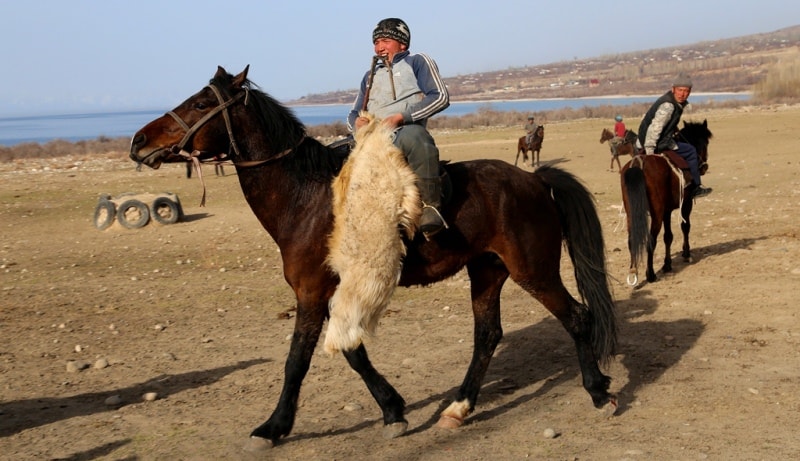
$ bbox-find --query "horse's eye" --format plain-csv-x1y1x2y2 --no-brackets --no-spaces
195,103,207,110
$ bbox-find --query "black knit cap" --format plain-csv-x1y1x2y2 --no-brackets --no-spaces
372,18,410,47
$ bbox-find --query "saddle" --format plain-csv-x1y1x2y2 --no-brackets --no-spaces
327,136,453,206
646,149,691,185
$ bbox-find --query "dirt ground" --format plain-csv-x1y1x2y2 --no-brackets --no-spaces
1,104,798,461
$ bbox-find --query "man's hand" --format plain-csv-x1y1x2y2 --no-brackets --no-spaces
355,113,403,130
355,116,370,129
381,113,403,128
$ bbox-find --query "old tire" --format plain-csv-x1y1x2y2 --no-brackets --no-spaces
116,199,150,229
93,200,116,230
151,197,181,225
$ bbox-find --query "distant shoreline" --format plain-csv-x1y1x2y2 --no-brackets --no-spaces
443,92,753,105
287,91,753,107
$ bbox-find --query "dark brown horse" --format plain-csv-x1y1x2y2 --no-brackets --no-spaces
600,128,637,171
620,120,712,286
515,125,544,167
130,66,617,450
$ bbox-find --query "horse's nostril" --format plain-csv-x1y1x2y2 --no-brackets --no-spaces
131,132,146,150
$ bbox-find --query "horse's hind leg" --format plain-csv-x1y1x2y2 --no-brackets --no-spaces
342,345,408,438
529,281,614,411
680,199,694,262
661,211,674,273
645,214,663,282
437,255,507,428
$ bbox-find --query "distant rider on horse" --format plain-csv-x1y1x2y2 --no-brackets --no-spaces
609,115,626,156
524,115,537,147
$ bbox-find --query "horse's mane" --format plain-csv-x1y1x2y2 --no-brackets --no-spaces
210,72,346,181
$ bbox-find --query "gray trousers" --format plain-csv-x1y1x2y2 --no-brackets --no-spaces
393,124,440,181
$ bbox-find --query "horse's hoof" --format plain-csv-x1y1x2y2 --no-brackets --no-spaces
243,436,274,453
382,421,408,439
597,397,618,418
436,414,464,429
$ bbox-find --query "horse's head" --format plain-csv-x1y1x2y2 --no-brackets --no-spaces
679,119,713,175
129,66,252,168
600,128,613,143
130,66,306,170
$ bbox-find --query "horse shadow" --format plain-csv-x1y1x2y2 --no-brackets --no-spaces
44,440,137,461
0,358,269,438
180,212,213,223
535,157,570,168
636,235,767,288
286,287,701,442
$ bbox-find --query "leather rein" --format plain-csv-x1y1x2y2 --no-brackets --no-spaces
165,83,298,205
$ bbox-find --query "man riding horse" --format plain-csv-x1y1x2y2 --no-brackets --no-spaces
636,73,712,198
524,115,537,147
347,18,450,237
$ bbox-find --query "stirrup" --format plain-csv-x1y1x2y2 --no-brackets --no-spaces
420,203,448,240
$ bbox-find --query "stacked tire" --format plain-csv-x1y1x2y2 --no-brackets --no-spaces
93,193,183,230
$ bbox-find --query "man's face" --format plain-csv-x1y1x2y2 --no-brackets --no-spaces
672,86,692,103
373,38,406,62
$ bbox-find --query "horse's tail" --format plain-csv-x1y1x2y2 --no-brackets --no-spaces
623,164,650,272
537,165,617,364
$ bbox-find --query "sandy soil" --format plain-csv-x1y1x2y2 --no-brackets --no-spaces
1,104,798,461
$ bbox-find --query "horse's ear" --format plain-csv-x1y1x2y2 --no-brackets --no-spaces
702,119,708,128
232,65,250,88
215,66,228,79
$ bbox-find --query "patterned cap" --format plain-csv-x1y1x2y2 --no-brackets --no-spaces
372,18,410,47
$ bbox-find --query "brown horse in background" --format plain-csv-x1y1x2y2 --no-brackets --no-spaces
600,128,637,171
515,125,544,167
620,120,712,286
130,66,617,450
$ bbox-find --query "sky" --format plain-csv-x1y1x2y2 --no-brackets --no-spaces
1,1,797,117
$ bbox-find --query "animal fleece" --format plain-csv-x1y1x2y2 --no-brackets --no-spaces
324,113,421,354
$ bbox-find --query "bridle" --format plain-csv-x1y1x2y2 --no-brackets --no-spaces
675,130,709,174
164,83,299,205
167,84,246,162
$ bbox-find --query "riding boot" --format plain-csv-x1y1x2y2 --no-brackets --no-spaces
418,177,447,237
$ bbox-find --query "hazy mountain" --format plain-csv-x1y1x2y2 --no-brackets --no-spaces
290,25,799,105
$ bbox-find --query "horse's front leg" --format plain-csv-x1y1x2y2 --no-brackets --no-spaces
661,211,674,273
247,301,327,449
438,258,506,428
342,345,408,439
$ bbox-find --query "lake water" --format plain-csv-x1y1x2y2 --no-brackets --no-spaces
0,94,750,146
